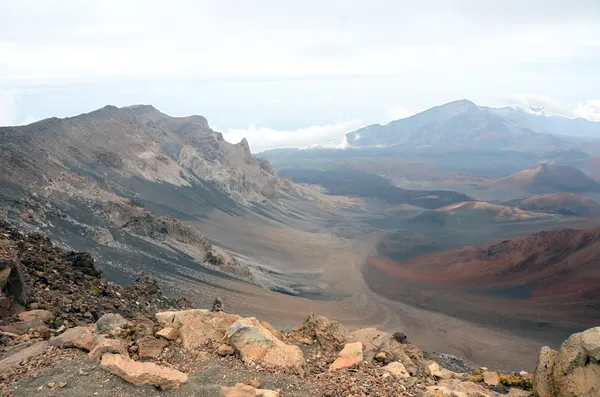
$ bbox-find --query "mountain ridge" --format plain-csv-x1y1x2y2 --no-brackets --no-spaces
344,99,574,150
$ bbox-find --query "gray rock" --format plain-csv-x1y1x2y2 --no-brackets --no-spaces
95,313,130,338
423,351,477,373
552,327,600,397
533,346,557,397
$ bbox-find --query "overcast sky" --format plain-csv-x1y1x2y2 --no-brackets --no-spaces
2,0,600,152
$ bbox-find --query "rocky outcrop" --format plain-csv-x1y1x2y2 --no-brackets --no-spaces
552,327,600,397
100,353,188,390
156,309,240,349
351,327,428,377
532,326,600,397
288,313,355,356
0,341,49,373
48,326,96,350
136,336,168,359
329,342,363,371
96,313,131,338
382,362,410,378
533,346,556,397
226,317,304,371
88,334,129,360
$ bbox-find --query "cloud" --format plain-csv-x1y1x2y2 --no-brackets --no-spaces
574,100,600,122
222,120,367,153
504,95,600,122
384,105,413,123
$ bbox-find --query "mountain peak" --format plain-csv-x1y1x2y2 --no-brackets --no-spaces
121,104,160,115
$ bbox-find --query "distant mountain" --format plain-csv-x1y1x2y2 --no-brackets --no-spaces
344,99,575,150
491,164,600,194
407,201,553,229
518,193,600,218
490,106,600,139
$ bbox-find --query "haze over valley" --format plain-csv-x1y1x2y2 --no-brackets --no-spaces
2,99,600,372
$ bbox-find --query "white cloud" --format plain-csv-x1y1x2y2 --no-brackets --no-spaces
504,95,600,122
223,120,367,153
574,100,600,122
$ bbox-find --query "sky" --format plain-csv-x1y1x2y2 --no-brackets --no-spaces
1,0,600,152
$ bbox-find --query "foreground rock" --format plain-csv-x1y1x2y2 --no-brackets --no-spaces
329,342,363,371
101,353,188,390
220,383,280,397
96,313,131,338
0,341,49,373
89,334,129,360
382,361,410,378
137,335,169,359
352,327,428,377
533,346,557,397
49,326,96,350
156,309,240,349
551,326,600,397
288,313,355,356
226,317,304,371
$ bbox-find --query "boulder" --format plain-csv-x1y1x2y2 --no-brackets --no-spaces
2,259,27,306
226,317,304,371
329,341,363,371
483,371,500,386
288,313,354,355
156,327,179,341
137,335,168,359
0,266,10,289
507,388,532,396
89,335,129,360
533,346,557,397
552,326,600,397
426,379,496,397
96,313,130,338
101,353,188,390
0,295,11,318
132,318,155,339
352,327,428,377
0,341,49,373
155,309,240,349
218,343,235,356
382,361,410,378
49,326,96,350
220,383,255,397
212,297,224,312
155,309,209,327
17,309,53,324
427,360,457,380
0,309,55,336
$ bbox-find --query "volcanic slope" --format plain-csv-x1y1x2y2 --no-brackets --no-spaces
517,193,600,217
365,227,600,341
490,163,600,194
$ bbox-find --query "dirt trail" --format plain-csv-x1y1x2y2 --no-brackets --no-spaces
161,217,543,371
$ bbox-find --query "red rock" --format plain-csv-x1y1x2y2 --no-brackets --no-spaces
100,353,188,390
89,335,129,360
329,342,363,371
49,326,96,350
136,335,168,359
